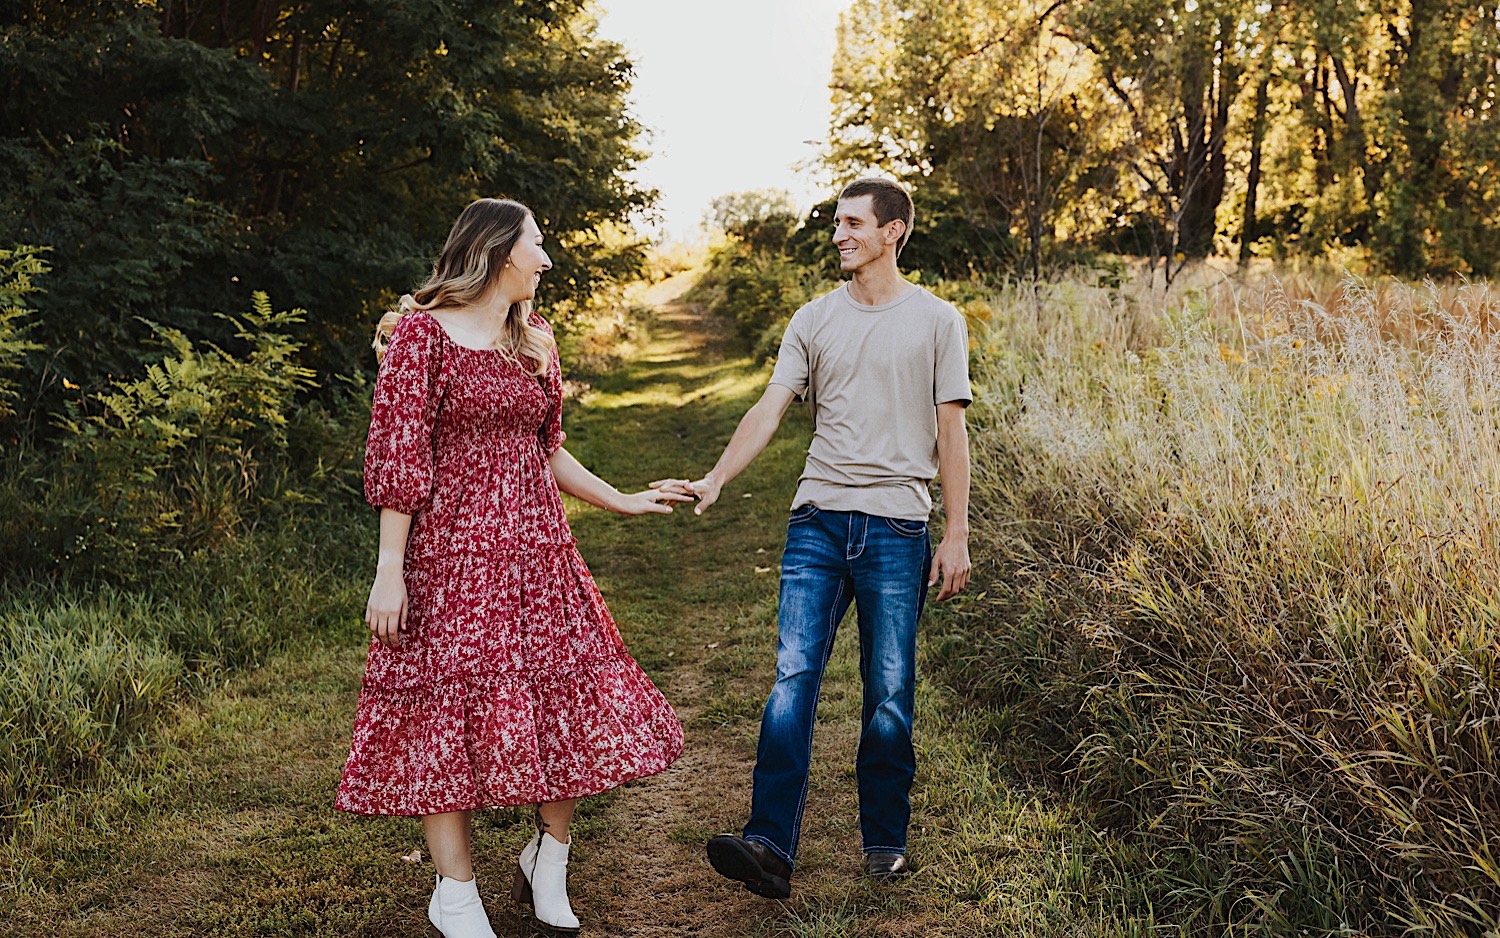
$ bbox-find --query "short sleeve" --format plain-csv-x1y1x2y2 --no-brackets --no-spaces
768,309,810,398
532,313,567,456
364,313,446,514
934,310,973,406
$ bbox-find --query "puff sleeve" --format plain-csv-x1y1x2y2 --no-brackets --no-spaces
364,313,446,514
536,318,567,457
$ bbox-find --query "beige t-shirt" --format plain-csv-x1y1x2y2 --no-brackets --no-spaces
769,283,972,521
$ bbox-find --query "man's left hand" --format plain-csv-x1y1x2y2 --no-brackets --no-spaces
929,537,971,601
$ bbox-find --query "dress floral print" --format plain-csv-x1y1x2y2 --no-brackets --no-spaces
336,310,684,816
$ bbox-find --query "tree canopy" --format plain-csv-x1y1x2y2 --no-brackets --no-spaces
0,0,652,419
827,0,1500,280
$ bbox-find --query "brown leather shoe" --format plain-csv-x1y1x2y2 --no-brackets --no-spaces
861,852,912,880
706,834,792,899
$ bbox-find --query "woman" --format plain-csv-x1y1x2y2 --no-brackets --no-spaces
335,198,688,937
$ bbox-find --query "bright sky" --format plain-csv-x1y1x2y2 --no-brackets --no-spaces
594,0,854,241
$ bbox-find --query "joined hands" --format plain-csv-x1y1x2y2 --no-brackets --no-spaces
649,476,719,516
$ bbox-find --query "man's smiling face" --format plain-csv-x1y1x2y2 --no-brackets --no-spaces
832,194,896,272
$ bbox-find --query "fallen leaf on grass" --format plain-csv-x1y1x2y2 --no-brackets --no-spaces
400,848,423,864
754,566,772,574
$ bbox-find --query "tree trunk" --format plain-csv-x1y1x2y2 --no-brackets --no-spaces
250,0,275,62
1301,50,1331,187
1240,72,1271,266
1328,52,1374,205
1176,21,1235,259
261,29,302,218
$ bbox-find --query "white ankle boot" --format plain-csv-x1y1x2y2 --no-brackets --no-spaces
427,874,497,938
514,832,580,933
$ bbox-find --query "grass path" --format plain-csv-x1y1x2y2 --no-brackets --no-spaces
5,278,1139,937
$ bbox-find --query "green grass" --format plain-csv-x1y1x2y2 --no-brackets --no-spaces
0,514,368,838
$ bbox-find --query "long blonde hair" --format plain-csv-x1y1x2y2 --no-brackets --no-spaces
373,198,555,375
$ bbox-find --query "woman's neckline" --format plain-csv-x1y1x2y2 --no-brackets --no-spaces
410,308,514,354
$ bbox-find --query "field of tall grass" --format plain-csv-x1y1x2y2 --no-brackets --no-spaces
955,270,1500,934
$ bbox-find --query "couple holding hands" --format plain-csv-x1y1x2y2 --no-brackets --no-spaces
334,177,972,936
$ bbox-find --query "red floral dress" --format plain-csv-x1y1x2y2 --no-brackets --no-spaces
335,310,684,816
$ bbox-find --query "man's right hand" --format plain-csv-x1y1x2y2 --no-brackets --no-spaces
687,476,722,515
650,475,722,515
650,384,794,519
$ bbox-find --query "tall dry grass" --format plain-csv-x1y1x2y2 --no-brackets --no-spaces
960,271,1500,934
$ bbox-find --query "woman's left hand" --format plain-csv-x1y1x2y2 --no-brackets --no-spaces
613,487,695,515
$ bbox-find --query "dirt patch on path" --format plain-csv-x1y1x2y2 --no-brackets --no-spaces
568,647,875,938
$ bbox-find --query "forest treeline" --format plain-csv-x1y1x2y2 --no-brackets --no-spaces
0,0,648,422
0,0,658,575
691,0,1500,357
821,0,1500,282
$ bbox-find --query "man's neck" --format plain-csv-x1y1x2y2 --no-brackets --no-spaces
846,260,913,307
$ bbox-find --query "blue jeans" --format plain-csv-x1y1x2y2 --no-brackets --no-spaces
743,506,931,868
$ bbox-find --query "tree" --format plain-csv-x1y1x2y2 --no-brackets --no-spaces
1371,0,1500,275
0,0,653,418
707,189,800,251
827,0,1138,279
1069,0,1256,283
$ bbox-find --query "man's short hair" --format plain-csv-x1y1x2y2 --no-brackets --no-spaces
838,177,915,255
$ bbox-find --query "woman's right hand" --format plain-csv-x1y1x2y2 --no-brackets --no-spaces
366,566,408,648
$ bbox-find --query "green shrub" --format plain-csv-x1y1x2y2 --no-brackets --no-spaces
0,384,370,830
0,281,377,831
694,243,815,346
689,239,836,360
691,231,1054,365
54,292,316,581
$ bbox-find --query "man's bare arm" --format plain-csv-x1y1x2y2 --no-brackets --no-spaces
929,401,971,600
655,384,798,515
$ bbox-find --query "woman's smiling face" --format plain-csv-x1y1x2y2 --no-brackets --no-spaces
501,213,552,300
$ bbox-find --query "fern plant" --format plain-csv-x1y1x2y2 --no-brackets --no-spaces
60,292,316,576
0,246,47,421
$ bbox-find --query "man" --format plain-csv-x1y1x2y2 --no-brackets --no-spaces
664,177,972,898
